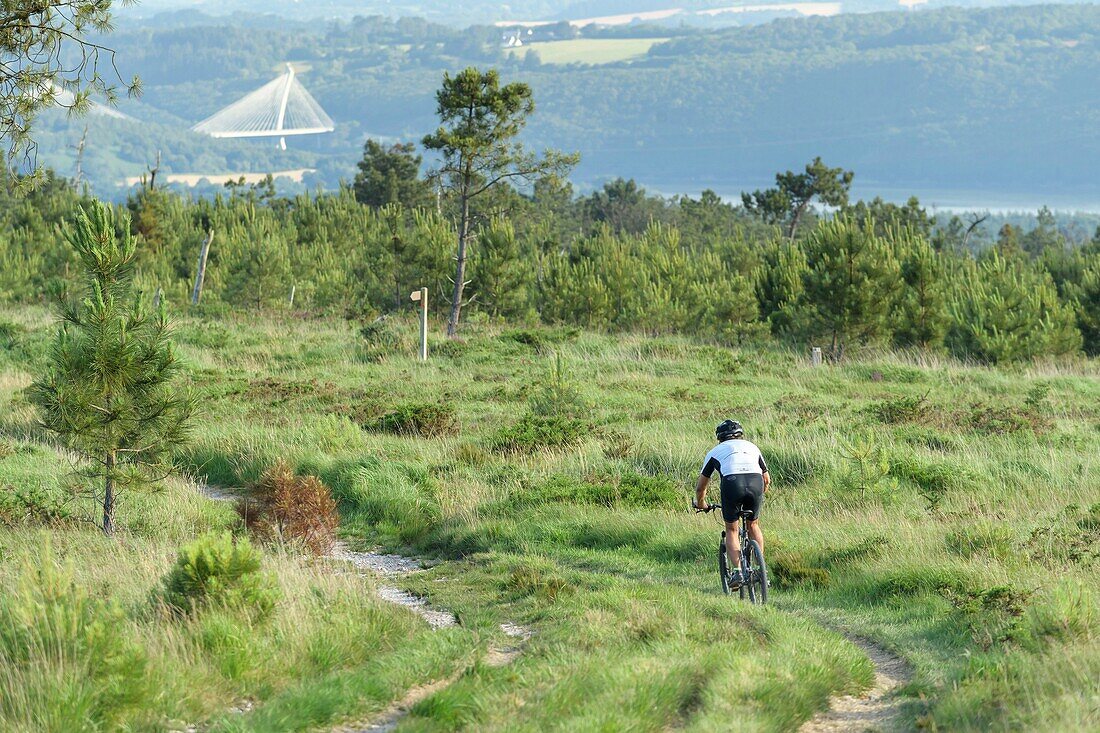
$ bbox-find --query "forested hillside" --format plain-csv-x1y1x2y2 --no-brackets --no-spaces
33,4,1100,202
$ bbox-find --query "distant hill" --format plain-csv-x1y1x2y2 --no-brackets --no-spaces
124,0,1099,26
34,4,1100,206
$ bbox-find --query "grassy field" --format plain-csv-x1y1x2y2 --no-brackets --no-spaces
505,38,668,65
1,306,1098,731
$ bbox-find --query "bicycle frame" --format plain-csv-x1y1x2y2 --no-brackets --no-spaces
695,501,768,603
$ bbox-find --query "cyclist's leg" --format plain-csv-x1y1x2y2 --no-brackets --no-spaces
720,476,750,569
746,474,765,555
747,519,764,555
724,520,739,567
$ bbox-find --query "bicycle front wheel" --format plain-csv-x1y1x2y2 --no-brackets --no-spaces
745,539,768,604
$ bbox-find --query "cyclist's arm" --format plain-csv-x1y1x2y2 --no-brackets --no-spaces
759,454,771,492
696,455,720,509
694,473,710,510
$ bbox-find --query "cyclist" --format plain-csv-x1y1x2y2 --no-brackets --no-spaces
694,419,770,588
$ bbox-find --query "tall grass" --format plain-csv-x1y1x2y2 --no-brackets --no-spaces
2,306,1098,730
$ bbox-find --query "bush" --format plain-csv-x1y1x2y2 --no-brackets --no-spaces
947,523,1015,560
524,471,680,508
0,549,149,729
491,413,590,453
527,353,591,418
374,402,458,437
160,532,279,621
504,327,579,353
869,393,931,423
240,461,340,555
966,402,1034,435
0,483,73,526
890,455,955,512
359,316,404,361
0,318,27,350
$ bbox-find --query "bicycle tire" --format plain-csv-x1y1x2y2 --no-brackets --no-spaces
745,539,768,604
718,533,731,595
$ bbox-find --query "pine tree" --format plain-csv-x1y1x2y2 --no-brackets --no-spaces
1072,262,1100,356
225,226,292,308
946,251,1082,362
893,228,948,350
793,217,901,359
755,239,808,336
30,202,195,535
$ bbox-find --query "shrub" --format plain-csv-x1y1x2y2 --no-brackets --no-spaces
894,425,958,452
875,566,967,599
374,402,458,437
175,321,232,349
240,461,340,555
504,327,579,353
491,413,590,453
524,471,680,508
835,436,897,503
0,483,73,526
431,338,468,358
1027,503,1100,565
0,318,27,350
359,316,403,361
160,532,279,621
527,353,591,418
890,455,955,512
820,535,890,568
869,393,931,424
966,402,1033,435
0,549,149,729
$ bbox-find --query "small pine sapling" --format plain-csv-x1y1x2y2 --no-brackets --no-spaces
30,202,195,535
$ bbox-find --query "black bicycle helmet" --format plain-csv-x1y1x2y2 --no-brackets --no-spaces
716,419,744,441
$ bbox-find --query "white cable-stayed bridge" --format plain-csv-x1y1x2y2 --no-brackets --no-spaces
191,64,334,150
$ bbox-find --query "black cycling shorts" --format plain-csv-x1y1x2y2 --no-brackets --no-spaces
720,473,764,523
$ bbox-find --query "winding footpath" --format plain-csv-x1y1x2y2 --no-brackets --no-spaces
199,485,530,732
200,485,910,731
798,635,912,733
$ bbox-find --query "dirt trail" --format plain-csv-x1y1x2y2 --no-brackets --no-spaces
199,485,460,628
798,635,912,733
330,541,458,629
199,484,531,732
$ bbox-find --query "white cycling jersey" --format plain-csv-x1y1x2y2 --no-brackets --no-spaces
700,439,768,478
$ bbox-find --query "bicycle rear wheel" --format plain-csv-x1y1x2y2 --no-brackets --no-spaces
745,539,768,604
718,532,731,595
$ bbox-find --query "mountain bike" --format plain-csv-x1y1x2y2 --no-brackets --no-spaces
696,503,768,604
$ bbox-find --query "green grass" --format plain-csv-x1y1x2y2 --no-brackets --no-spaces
505,38,669,65
2,306,1098,731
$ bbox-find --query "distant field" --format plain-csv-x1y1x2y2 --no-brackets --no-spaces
121,168,315,187
506,38,668,65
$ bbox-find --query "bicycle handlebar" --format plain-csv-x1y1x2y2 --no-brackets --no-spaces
694,503,721,514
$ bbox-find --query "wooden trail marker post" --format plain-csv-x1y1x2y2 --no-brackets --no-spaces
811,347,823,367
411,287,428,361
191,229,215,305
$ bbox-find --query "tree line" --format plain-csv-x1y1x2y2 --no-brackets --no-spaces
3,155,1098,363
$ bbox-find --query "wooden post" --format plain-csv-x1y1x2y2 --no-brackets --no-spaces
288,284,296,307
191,229,215,305
811,347,823,367
410,287,428,361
